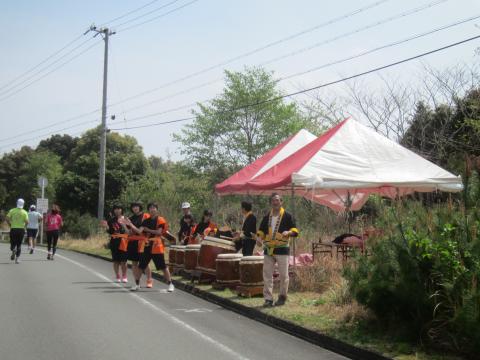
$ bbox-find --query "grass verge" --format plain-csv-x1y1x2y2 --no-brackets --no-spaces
58,236,466,360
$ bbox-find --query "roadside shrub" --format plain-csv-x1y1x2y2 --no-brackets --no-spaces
62,211,101,239
344,200,480,356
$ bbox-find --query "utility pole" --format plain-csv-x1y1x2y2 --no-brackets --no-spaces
85,25,115,220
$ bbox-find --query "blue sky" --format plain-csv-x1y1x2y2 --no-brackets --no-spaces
1,0,479,158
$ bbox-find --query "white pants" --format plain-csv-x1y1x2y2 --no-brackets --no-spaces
263,254,289,301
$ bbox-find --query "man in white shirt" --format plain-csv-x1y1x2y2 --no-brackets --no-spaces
27,205,42,254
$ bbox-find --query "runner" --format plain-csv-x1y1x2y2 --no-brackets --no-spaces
26,205,42,254
125,202,153,290
45,204,63,260
6,199,28,263
132,202,174,292
107,205,128,282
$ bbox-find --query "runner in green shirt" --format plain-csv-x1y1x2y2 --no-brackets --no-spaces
6,199,29,263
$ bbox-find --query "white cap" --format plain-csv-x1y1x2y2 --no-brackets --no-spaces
17,198,25,208
30,204,36,210
181,202,191,209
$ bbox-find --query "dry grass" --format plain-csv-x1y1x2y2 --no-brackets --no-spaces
59,234,110,257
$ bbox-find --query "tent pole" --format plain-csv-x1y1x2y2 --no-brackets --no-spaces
291,183,296,268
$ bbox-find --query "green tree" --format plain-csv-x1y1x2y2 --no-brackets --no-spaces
37,134,78,163
56,127,148,216
17,150,63,206
0,146,35,208
174,67,309,182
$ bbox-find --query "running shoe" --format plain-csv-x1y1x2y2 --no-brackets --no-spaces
122,277,128,283
146,279,153,288
15,258,20,264
29,248,34,254
130,284,139,291
47,253,51,260
167,283,175,292
115,277,121,283
10,252,15,261
50,255,55,261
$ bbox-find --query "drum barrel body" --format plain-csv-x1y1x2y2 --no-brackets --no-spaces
240,256,264,286
168,245,179,266
197,237,236,275
175,246,186,268
216,254,243,284
185,245,201,271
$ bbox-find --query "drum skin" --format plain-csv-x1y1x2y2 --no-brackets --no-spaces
240,256,264,286
216,253,243,284
175,246,186,267
197,237,236,274
185,244,201,271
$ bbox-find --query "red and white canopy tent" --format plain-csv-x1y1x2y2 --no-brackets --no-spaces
215,118,463,264
215,128,317,194
217,118,463,211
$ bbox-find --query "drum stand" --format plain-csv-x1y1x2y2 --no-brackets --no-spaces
235,285,263,298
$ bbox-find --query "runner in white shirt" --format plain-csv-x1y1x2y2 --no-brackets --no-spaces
27,205,42,254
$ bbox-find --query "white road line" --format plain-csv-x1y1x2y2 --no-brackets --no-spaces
38,249,250,360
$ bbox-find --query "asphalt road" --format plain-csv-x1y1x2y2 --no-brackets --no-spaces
0,243,347,360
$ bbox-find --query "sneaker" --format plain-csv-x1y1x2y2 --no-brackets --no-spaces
47,253,51,260
15,258,20,264
10,252,15,261
167,283,175,292
115,277,121,283
262,300,274,308
50,255,55,261
122,277,128,283
146,279,153,288
130,284,139,291
29,248,34,254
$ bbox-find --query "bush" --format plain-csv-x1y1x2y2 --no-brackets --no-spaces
344,199,480,356
62,211,101,239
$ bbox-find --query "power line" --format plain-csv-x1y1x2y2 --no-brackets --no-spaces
0,33,85,92
0,0,400,142
111,116,196,130
280,13,480,81
112,0,182,29
117,0,200,32
3,34,478,151
107,0,393,106
2,10,472,144
110,34,480,131
0,119,99,151
0,36,96,98
109,12,477,124
100,0,161,26
260,0,449,67
0,40,101,103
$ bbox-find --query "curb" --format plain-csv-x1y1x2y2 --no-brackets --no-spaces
66,248,391,360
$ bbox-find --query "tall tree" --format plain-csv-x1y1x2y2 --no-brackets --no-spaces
174,67,309,181
56,128,148,215
37,134,78,163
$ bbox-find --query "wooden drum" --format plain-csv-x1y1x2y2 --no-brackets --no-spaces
216,253,243,286
197,236,236,275
175,245,186,268
184,244,201,272
240,256,264,287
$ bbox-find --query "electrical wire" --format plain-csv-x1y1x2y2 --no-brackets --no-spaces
0,40,102,103
110,34,480,131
